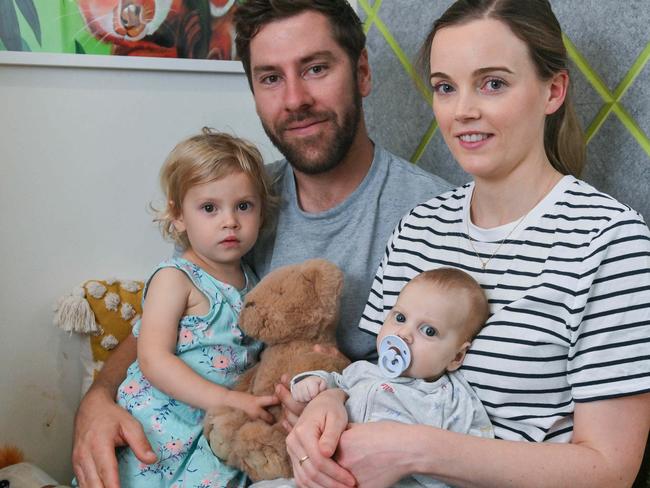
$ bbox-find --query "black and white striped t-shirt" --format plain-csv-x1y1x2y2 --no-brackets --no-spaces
359,176,650,443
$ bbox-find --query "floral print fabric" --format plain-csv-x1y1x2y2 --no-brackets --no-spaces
116,257,262,487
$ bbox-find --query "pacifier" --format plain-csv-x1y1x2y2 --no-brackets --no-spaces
378,335,411,378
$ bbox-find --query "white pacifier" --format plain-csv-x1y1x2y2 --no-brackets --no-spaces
378,335,411,378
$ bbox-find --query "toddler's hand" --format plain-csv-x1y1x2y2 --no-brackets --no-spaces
291,376,327,403
226,390,279,423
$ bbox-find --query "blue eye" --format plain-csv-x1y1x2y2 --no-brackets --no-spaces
395,312,406,323
484,78,506,91
433,82,454,94
419,325,437,337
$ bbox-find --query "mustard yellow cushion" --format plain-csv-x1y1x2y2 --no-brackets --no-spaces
54,279,144,393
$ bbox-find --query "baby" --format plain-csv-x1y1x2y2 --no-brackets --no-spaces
290,267,494,488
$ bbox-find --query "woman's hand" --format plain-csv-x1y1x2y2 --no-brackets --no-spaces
72,385,156,488
285,388,356,488
335,422,416,488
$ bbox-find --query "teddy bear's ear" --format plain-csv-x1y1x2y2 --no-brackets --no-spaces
302,260,344,311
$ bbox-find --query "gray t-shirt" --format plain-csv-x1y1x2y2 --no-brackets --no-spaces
250,145,451,361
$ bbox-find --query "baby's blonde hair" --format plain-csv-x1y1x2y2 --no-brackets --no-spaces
156,128,277,249
410,268,489,340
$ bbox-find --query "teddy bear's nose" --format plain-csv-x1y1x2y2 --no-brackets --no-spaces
244,301,255,308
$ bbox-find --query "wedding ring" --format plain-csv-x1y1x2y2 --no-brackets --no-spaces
298,455,310,466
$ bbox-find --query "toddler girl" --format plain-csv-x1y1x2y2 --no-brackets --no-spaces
116,129,277,487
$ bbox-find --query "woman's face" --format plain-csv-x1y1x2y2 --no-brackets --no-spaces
429,18,563,182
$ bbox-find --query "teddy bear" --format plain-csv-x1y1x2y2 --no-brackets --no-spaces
204,259,351,482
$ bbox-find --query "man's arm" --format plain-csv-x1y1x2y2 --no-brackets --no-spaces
72,335,156,488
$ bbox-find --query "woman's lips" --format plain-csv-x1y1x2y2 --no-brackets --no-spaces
456,132,493,148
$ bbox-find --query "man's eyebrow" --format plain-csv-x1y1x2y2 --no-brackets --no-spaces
252,50,337,75
429,66,514,81
252,64,278,75
300,51,337,64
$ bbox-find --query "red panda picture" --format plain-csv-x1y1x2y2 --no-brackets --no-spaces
76,0,237,59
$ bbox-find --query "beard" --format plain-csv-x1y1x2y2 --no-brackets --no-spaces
261,89,362,175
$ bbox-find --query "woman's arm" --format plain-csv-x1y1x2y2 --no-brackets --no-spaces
285,388,356,488
138,268,277,419
334,392,650,488
72,334,156,488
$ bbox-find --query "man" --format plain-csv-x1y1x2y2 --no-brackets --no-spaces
238,0,450,362
71,1,450,486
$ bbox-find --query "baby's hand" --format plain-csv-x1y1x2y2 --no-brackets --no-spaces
291,376,327,403
226,391,279,424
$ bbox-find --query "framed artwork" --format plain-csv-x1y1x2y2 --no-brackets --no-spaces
0,0,243,72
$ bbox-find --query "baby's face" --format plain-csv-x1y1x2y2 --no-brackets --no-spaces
377,279,471,380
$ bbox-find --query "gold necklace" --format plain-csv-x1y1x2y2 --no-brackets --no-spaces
464,190,533,271
465,209,527,271
465,172,562,271
465,175,559,271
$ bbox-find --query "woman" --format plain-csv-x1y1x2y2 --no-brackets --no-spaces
285,1,650,486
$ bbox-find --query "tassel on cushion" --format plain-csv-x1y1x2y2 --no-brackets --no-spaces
53,286,100,334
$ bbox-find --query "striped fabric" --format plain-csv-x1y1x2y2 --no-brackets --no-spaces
359,176,650,443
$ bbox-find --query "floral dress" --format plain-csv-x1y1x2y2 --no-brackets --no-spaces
116,257,263,488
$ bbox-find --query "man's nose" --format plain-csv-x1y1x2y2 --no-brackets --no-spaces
284,76,314,112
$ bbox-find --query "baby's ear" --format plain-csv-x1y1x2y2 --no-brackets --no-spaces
446,341,471,372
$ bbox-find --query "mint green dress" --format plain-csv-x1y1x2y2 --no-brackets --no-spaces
116,257,262,487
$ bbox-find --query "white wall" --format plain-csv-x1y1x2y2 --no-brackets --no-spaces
0,62,279,483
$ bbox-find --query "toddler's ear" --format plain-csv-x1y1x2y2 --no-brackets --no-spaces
172,217,186,233
446,341,471,372
170,201,186,232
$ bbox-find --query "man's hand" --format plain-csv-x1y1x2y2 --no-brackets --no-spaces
72,387,156,488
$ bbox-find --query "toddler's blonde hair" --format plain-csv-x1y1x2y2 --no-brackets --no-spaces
156,128,276,249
